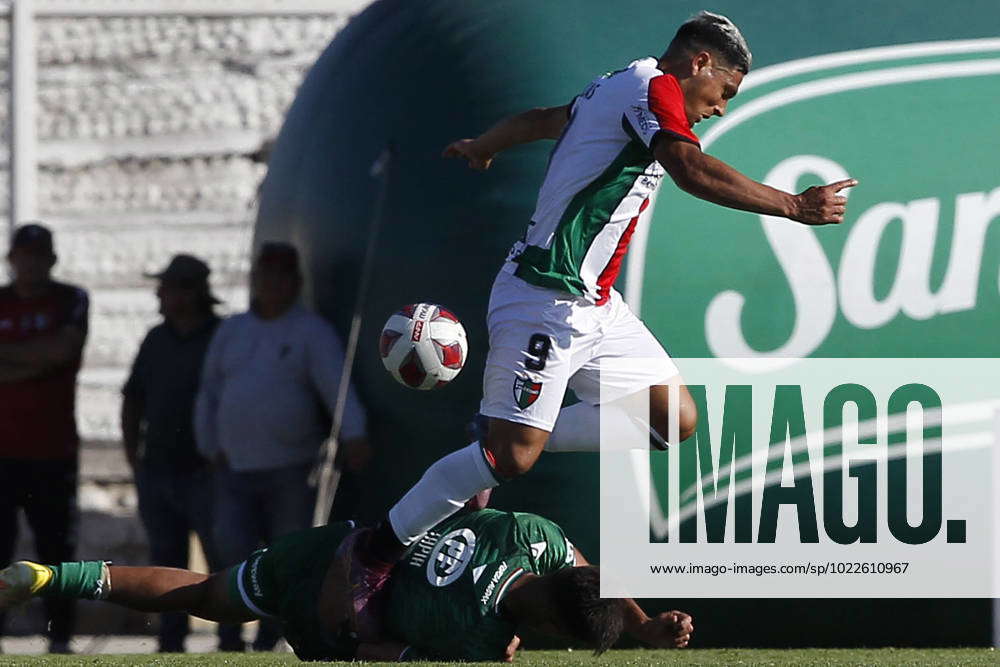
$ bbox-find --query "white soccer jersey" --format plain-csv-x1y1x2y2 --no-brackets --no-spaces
503,57,699,305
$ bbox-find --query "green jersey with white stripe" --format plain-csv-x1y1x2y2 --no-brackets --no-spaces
505,58,699,305
385,509,576,661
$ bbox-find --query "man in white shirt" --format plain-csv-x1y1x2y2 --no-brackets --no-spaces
195,242,368,650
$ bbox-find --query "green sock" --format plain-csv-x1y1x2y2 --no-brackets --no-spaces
41,561,111,601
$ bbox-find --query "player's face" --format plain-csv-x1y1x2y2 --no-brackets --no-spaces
682,54,743,127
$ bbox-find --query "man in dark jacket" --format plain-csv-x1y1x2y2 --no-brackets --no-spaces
121,254,241,652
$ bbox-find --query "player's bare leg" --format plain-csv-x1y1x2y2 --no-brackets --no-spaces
648,381,698,446
0,561,254,624
482,419,549,478
107,567,254,624
382,419,547,546
463,413,496,511
351,381,694,542
545,379,698,453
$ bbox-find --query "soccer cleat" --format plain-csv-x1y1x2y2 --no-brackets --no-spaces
337,528,394,641
0,561,53,611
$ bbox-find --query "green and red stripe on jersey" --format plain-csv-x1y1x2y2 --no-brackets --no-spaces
509,61,699,303
513,136,657,299
595,195,651,305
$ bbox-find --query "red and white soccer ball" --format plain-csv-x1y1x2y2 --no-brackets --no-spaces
379,303,468,390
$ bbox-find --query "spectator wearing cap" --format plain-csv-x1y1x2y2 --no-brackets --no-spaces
195,242,369,651
121,254,242,653
0,223,88,654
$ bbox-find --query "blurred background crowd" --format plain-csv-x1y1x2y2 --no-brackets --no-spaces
0,0,373,654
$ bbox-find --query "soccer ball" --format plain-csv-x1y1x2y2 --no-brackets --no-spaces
379,303,468,389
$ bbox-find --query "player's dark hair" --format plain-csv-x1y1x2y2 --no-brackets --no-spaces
666,10,752,73
550,566,625,655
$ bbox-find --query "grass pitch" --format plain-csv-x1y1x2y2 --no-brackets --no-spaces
0,648,996,666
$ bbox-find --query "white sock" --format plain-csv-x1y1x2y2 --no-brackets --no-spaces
546,401,665,452
388,442,499,545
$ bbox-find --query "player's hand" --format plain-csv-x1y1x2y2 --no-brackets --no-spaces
635,610,694,648
791,178,858,225
503,634,521,662
443,138,495,170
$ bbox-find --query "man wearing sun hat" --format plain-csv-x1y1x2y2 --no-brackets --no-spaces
0,223,89,654
120,253,246,652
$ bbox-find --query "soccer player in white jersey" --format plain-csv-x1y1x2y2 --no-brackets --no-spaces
344,10,858,620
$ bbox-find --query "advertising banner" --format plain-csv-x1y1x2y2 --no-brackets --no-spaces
601,358,1000,597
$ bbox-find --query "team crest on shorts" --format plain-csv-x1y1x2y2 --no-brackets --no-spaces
513,376,542,409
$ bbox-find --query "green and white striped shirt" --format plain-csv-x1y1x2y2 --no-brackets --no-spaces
505,57,699,305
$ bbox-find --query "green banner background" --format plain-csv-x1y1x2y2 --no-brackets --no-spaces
255,0,999,646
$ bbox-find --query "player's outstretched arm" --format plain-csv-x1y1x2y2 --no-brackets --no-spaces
443,105,570,170
571,548,692,649
655,137,857,225
624,607,694,649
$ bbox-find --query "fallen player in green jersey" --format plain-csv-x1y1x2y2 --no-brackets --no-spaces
0,510,692,661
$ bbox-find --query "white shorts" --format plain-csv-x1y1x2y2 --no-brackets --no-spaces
479,270,678,431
